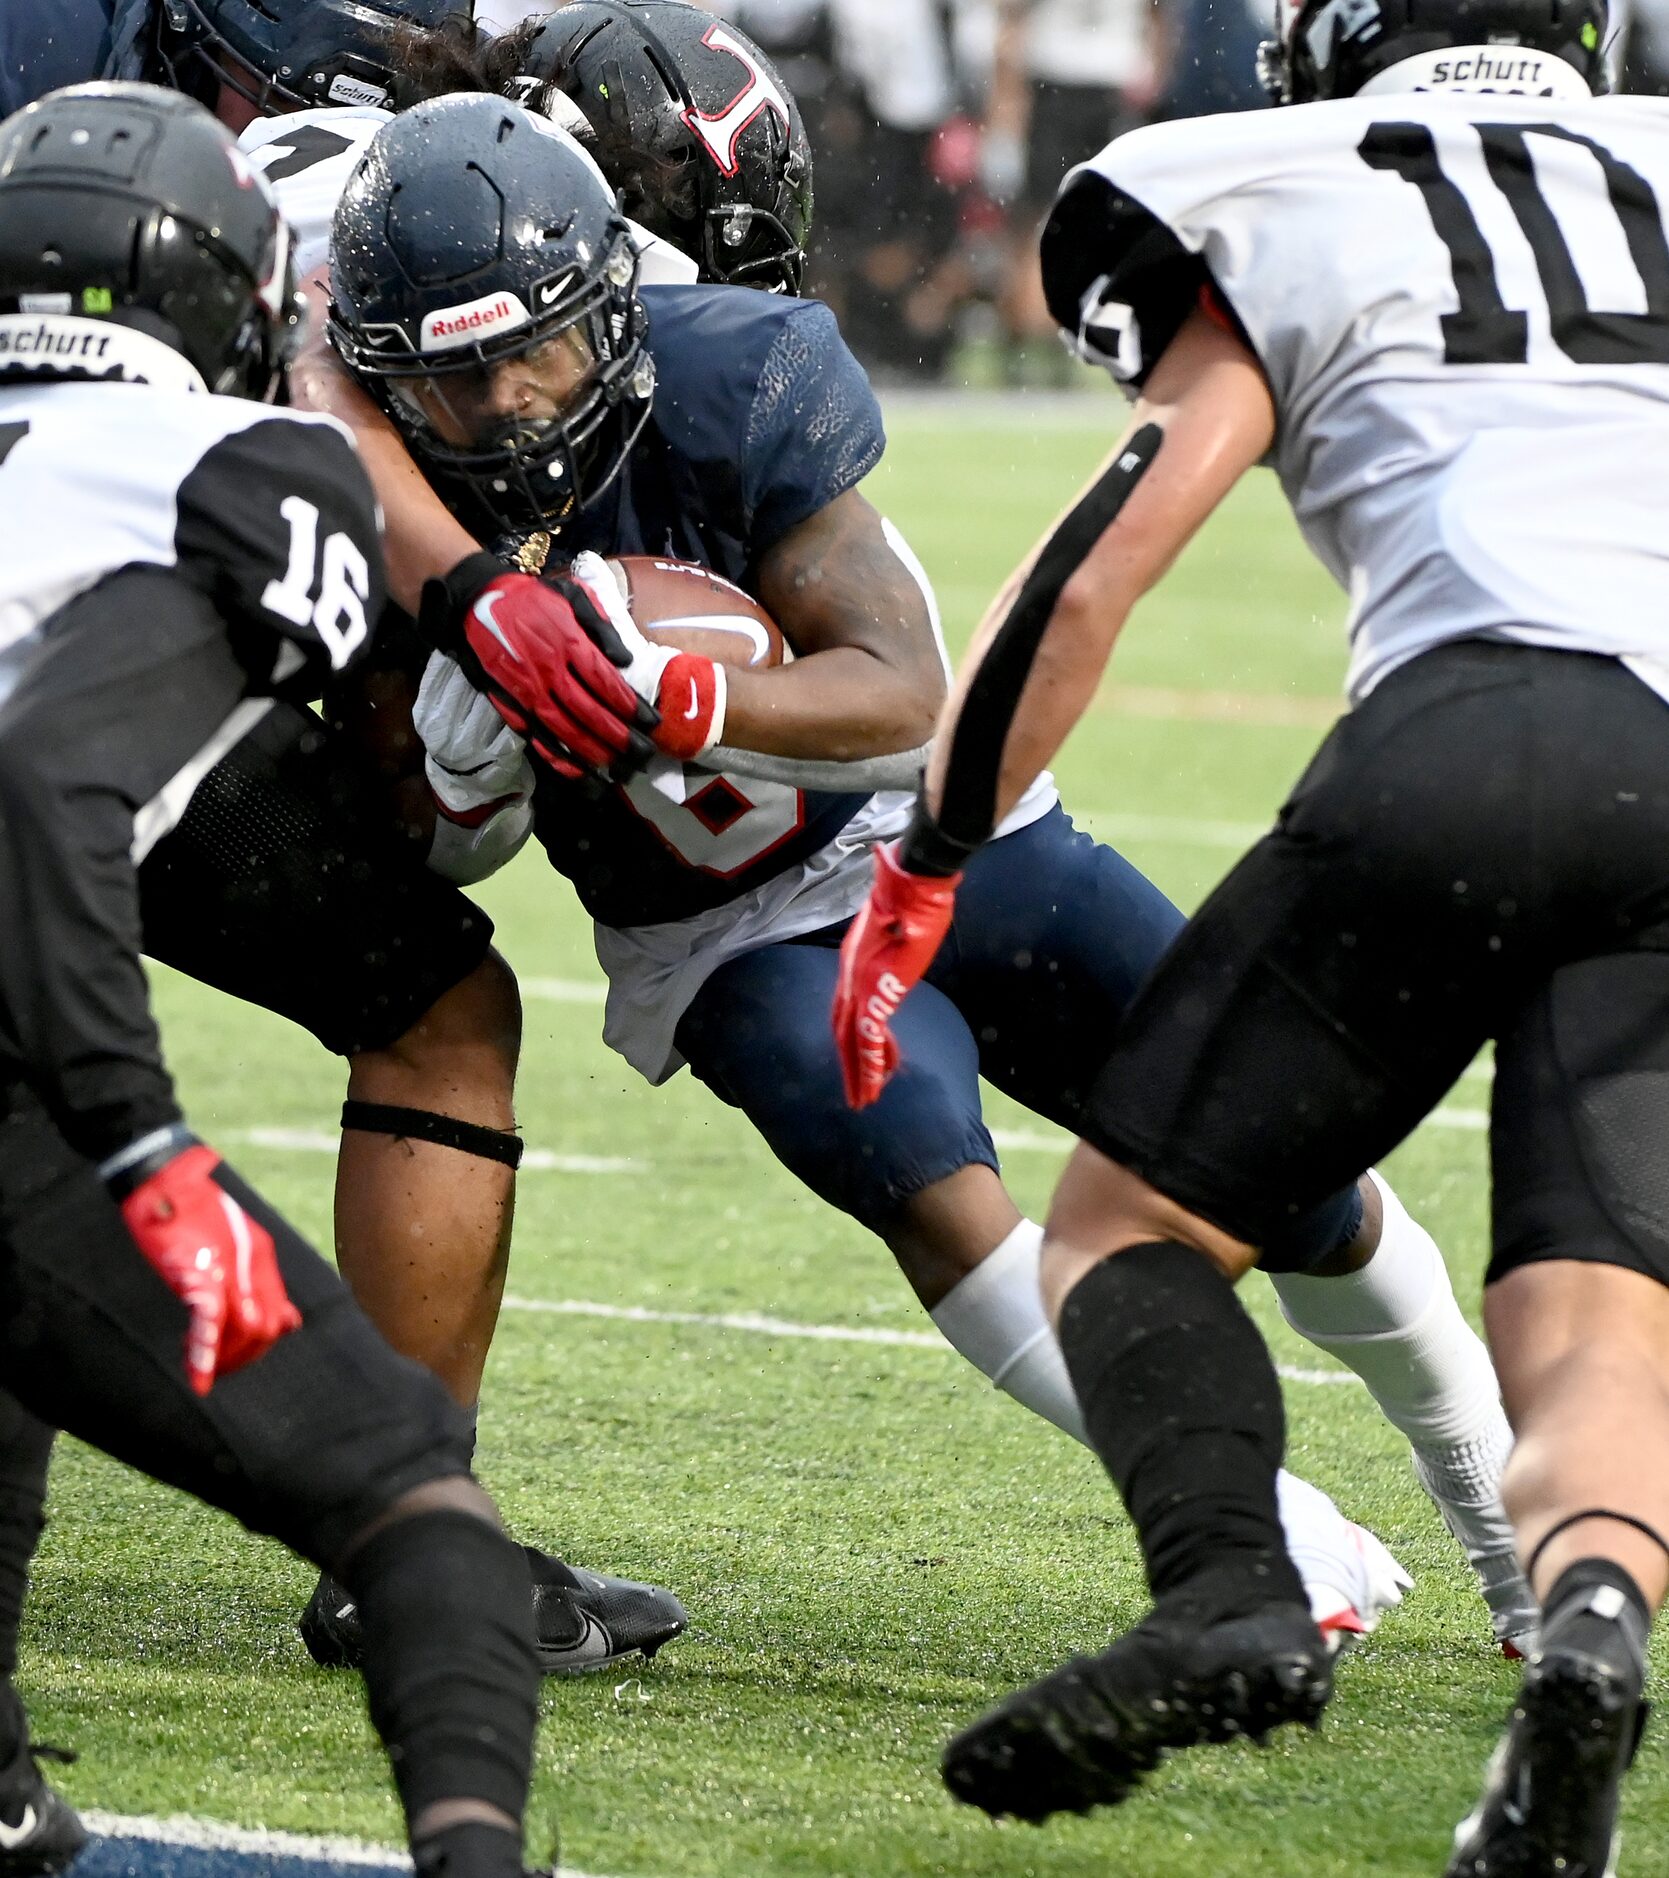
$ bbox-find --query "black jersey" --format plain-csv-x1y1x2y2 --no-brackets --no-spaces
0,324,384,1165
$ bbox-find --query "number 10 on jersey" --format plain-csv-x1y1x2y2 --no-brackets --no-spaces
1361,120,1669,366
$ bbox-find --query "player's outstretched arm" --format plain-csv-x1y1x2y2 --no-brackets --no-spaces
832,307,1273,1107
922,306,1274,855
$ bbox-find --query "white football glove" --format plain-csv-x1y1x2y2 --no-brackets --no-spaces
414,650,536,884
568,551,727,761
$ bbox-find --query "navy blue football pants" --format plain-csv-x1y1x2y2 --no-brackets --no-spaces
675,804,1362,1271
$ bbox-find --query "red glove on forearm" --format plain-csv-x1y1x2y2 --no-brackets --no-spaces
115,1142,301,1396
422,553,658,779
832,841,962,1109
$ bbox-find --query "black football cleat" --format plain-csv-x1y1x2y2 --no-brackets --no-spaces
301,1544,688,1676
942,1600,1333,1823
1445,1637,1648,1878
0,1731,86,1878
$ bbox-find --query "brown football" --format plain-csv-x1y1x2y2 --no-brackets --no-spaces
605,555,788,669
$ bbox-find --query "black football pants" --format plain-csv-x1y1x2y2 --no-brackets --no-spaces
1081,640,1669,1287
0,1078,475,1576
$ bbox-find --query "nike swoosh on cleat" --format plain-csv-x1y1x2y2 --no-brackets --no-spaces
541,1612,612,1668
0,1806,38,1850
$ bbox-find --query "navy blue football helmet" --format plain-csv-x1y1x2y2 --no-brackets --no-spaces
328,92,654,538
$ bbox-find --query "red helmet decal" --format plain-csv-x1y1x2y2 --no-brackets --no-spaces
680,23,791,178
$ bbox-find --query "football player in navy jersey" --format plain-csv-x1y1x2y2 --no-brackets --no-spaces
317,91,1531,1656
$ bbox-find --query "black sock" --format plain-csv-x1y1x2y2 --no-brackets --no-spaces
0,1400,53,1683
1540,1557,1652,1685
1057,1244,1305,1617
0,1681,27,1776
413,1820,524,1878
344,1508,538,1834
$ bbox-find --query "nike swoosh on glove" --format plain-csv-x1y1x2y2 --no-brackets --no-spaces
569,551,727,763
420,552,658,780
115,1143,301,1395
831,841,962,1108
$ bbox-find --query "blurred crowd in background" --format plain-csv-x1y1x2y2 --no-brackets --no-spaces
484,0,1669,384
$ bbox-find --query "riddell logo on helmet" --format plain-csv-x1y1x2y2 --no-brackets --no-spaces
419,291,531,353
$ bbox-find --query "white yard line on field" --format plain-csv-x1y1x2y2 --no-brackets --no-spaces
79,1813,405,1869
233,1105,1488,1174
1095,685,1342,729
496,1295,1356,1388
79,1811,622,1878
521,977,608,1004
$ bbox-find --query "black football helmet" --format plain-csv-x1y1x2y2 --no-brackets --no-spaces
0,82,302,398
517,0,813,294
155,0,466,115
1258,0,1608,102
329,92,654,539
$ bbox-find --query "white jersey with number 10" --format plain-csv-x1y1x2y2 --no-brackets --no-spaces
1048,92,1669,702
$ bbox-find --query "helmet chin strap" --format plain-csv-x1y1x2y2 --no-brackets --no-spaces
1357,44,1596,99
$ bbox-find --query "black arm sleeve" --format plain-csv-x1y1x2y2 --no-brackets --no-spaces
173,416,387,697
900,424,1164,876
0,568,251,1166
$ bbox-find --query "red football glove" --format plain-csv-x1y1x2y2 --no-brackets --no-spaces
424,554,657,780
832,841,962,1109
118,1145,301,1396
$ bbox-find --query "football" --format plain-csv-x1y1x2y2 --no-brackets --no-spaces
604,555,788,669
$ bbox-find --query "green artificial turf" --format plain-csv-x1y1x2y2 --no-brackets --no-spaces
25,397,1668,1876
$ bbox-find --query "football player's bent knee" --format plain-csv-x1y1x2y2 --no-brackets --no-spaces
365,951,523,1083
337,1494,537,1826
1047,1151,1254,1273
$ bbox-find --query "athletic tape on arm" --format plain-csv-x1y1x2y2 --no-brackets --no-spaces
909,422,1163,872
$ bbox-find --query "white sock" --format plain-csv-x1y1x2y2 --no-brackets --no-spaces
929,1220,1087,1441
1270,1171,1504,1449
928,1220,1376,1600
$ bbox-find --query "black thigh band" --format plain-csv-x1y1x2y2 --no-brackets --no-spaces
341,1101,524,1170
903,421,1165,875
